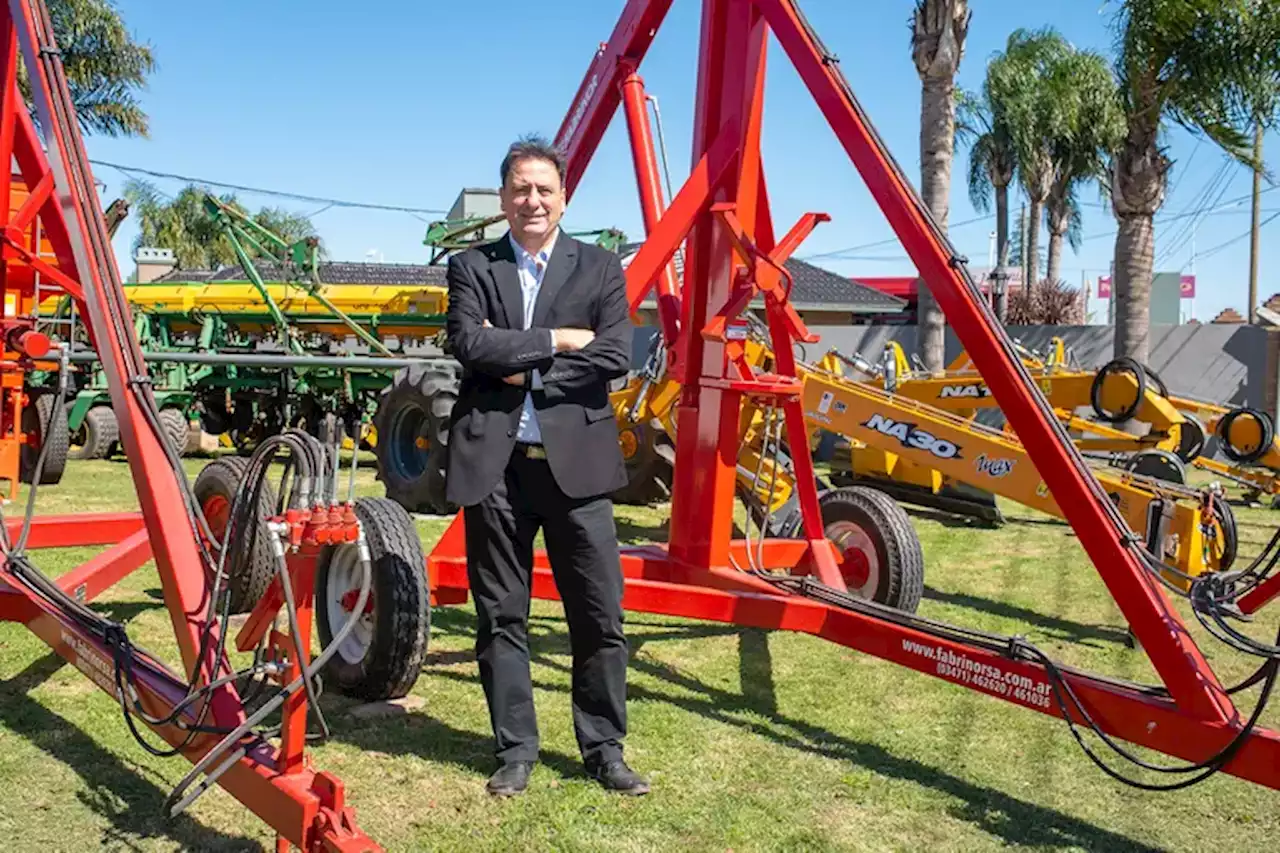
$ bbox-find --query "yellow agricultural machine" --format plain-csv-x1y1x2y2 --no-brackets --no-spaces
609,325,1238,585
830,339,1280,507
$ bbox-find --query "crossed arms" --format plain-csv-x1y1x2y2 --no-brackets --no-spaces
445,250,632,402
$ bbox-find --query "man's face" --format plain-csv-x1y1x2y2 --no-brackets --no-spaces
500,157,566,247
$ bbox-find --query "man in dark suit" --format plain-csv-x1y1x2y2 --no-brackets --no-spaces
444,135,649,797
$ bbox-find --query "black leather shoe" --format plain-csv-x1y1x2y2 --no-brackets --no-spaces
486,761,534,796
591,760,650,795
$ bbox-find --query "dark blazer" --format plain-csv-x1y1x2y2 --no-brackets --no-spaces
444,232,632,507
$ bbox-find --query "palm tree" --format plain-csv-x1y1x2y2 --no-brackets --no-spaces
1108,0,1278,364
955,89,1016,321
910,0,970,374
986,29,1074,300
21,0,156,138
1240,2,1280,321
1043,49,1125,291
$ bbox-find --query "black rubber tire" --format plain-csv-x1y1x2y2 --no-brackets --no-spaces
315,497,429,701
1174,413,1207,463
71,404,119,460
1141,363,1170,398
613,419,672,505
158,407,191,457
818,485,925,612
373,361,459,515
1217,407,1274,464
1124,449,1187,485
193,456,279,614
1091,357,1146,423
20,391,69,485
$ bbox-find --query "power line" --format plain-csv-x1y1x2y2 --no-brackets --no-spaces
1192,210,1280,263
90,159,450,216
799,214,991,261
1157,158,1235,266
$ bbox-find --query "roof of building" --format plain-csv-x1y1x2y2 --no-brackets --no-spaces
153,247,907,315
1211,307,1246,324
618,243,906,314
154,261,449,286
856,273,1028,302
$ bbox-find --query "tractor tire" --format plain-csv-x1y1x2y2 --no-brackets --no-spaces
158,407,191,457
1124,449,1187,485
193,456,279,614
315,497,429,701
613,418,673,505
71,405,119,460
373,361,459,515
818,485,925,612
20,391,69,486
1090,357,1146,423
1174,413,1207,463
1217,407,1274,465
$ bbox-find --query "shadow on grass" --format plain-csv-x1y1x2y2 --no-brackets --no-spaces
424,610,1161,853
899,506,1001,530
2,652,261,851
737,628,777,715
615,517,669,545
389,609,749,778
330,707,586,780
921,585,1131,648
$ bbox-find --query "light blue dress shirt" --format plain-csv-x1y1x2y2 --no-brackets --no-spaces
509,230,559,444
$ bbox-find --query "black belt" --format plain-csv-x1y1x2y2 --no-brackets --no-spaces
513,442,547,460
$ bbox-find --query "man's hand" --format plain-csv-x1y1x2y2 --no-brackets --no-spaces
553,328,595,352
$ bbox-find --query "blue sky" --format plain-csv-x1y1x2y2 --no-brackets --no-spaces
88,0,1278,324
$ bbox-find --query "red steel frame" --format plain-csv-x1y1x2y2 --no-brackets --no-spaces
0,1,1276,850
0,0,378,850
428,0,1280,791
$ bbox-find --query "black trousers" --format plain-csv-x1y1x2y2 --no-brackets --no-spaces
463,448,628,769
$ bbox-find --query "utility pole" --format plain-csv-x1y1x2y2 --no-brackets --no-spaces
1081,269,1088,324
1249,121,1263,324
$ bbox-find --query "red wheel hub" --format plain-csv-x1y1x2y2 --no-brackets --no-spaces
340,588,375,615
202,494,230,540
827,521,873,590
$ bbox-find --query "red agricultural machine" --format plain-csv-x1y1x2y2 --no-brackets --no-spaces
0,1,1277,851
428,0,1280,799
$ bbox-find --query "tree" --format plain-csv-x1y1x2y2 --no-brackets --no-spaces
955,87,1018,321
986,29,1075,302
20,0,156,137
125,178,321,271
1043,49,1125,290
1008,207,1045,280
911,0,970,375
1240,1,1280,321
1108,0,1279,365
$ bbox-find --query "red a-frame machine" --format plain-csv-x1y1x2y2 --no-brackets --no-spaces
427,0,1280,797
0,0,1277,851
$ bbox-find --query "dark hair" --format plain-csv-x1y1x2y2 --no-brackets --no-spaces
500,134,567,187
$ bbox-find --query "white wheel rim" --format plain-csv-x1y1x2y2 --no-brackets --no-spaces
828,522,881,600
325,543,375,665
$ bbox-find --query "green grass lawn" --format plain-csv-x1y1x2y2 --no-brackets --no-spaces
1,455,1278,851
